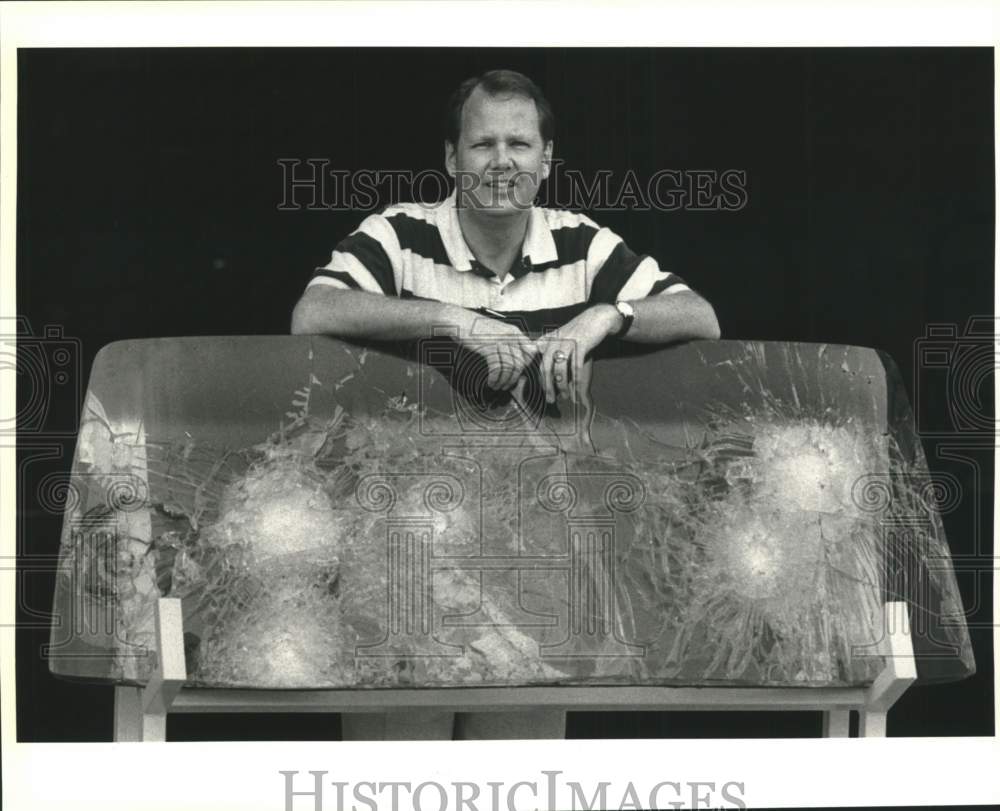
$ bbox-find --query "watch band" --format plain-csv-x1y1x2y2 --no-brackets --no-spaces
614,300,635,338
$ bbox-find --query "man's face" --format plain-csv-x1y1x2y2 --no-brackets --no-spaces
445,86,552,215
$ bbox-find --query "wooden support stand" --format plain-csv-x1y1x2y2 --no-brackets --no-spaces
113,599,917,741
113,599,187,742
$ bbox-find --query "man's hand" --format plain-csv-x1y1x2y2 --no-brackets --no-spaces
455,310,538,391
536,304,620,403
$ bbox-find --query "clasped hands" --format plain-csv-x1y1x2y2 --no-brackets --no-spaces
456,305,622,404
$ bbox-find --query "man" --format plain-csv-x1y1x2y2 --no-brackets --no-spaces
291,70,720,740
291,69,720,405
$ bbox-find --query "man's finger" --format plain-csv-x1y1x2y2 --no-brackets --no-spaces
506,342,525,390
483,348,501,388
492,344,508,389
497,343,518,390
507,350,531,391
540,345,556,404
576,358,594,416
570,352,585,405
516,343,537,376
559,348,572,401
511,375,530,411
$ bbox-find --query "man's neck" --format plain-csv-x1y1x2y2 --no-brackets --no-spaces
456,206,530,280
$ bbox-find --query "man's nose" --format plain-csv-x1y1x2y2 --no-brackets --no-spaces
490,145,513,169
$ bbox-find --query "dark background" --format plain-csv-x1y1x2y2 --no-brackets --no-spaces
15,47,994,740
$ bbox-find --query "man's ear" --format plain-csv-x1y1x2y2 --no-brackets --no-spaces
444,141,457,177
542,140,554,180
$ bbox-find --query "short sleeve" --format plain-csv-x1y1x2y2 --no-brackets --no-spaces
307,213,401,296
585,227,689,303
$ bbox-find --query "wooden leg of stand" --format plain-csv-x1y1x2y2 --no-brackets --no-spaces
858,710,886,738
859,710,887,737
113,686,143,741
860,601,917,738
133,598,187,742
822,710,851,737
141,712,168,742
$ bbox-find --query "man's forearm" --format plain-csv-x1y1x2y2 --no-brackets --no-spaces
612,291,721,343
291,286,470,340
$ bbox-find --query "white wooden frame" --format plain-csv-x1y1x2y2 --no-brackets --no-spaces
113,599,917,741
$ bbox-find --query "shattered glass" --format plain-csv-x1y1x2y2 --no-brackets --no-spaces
49,337,975,688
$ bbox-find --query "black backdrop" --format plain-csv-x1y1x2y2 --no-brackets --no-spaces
15,47,994,741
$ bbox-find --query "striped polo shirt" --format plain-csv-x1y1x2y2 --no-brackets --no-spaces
308,191,689,335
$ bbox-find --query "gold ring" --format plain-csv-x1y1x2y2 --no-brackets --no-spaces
554,374,563,382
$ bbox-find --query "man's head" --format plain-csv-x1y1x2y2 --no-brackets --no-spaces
444,70,555,215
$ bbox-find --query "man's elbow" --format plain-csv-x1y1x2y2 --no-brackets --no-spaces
703,308,721,340
290,295,319,335
672,291,720,341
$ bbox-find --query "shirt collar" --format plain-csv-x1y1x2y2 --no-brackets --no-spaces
438,189,558,273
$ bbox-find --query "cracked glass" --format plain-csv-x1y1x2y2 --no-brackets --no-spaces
49,337,975,688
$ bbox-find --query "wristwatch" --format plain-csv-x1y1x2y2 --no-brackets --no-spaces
614,300,635,338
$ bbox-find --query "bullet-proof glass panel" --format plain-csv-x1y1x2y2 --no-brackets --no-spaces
48,337,975,688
